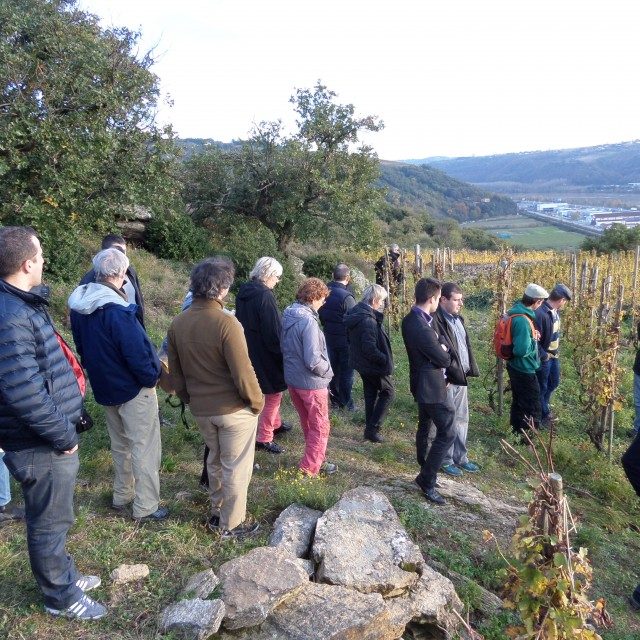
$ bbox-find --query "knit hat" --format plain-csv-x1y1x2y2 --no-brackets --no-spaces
524,283,549,299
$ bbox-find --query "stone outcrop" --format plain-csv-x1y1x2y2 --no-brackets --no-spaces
312,486,424,597
218,546,310,630
110,563,149,584
159,598,225,640
180,569,220,600
218,582,405,640
268,503,322,558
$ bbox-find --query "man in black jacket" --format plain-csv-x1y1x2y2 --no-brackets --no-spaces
345,284,394,443
319,264,356,411
79,234,145,327
0,227,107,620
402,278,454,505
433,283,480,476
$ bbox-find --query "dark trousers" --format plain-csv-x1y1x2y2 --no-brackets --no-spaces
622,434,640,497
535,358,560,420
3,447,83,610
327,343,354,410
416,401,456,491
360,373,395,434
507,365,541,433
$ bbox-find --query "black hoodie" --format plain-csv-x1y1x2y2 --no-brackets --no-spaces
344,301,393,377
235,279,286,394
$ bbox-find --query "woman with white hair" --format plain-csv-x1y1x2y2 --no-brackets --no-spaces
235,257,292,454
344,284,395,443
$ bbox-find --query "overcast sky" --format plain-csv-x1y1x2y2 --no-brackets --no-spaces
78,0,640,160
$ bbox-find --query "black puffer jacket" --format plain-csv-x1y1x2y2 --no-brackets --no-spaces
0,280,81,452
235,280,286,394
344,302,393,376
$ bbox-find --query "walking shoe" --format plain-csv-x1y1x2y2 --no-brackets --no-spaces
440,464,463,477
76,575,101,592
134,507,169,522
423,488,447,505
255,440,285,454
320,462,338,475
45,593,107,620
207,514,220,532
457,461,480,473
273,422,293,437
364,430,384,443
220,519,260,539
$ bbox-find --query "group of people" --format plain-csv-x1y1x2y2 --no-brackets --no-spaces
0,225,595,621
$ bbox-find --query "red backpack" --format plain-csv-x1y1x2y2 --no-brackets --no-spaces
493,313,535,360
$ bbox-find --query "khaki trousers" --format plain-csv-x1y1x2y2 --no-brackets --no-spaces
195,407,258,531
103,387,161,518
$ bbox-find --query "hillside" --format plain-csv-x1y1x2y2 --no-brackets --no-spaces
406,140,640,192
378,160,517,222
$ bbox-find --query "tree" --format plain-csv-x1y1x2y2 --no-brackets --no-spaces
581,224,640,253
0,0,181,278
183,82,384,253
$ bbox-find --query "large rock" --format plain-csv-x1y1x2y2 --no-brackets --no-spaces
385,564,462,639
219,546,309,630
268,503,322,558
180,569,220,599
160,598,225,640
312,486,423,597
217,582,405,640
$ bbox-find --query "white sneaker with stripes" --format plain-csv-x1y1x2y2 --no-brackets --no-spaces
76,575,101,592
45,593,107,620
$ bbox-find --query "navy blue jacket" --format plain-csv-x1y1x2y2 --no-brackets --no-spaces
401,307,452,404
0,280,81,452
235,280,286,394
534,300,558,360
344,302,393,377
69,283,160,406
319,281,356,349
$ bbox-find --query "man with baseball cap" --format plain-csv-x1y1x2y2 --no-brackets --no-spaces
507,283,549,434
534,284,572,428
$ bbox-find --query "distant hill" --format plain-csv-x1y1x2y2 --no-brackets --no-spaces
378,160,517,222
405,141,640,192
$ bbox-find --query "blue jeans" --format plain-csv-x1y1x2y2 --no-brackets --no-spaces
327,343,355,410
536,357,560,420
0,452,10,507
3,447,83,609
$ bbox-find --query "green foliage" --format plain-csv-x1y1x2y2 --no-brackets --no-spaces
302,253,342,281
271,469,340,512
379,161,517,222
0,0,182,276
182,82,384,253
582,224,640,253
146,212,212,262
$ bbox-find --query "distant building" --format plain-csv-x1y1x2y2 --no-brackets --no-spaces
590,211,640,228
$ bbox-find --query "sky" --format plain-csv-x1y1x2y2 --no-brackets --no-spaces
78,0,640,161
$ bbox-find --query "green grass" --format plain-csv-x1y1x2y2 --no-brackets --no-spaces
2,247,640,638
467,214,587,250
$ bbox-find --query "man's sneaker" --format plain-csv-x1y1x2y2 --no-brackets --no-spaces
273,422,293,437
207,514,220,532
45,593,107,620
457,461,480,473
255,440,285,454
134,507,169,523
320,462,338,475
76,575,101,592
220,519,260,539
423,488,447,505
440,464,463,477
110,501,132,513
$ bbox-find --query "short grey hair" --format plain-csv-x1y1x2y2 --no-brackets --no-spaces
191,256,235,299
93,248,129,280
250,256,283,282
362,284,388,305
333,263,350,281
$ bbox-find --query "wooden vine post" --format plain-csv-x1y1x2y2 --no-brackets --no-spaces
632,245,640,343
383,248,392,336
